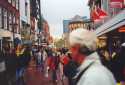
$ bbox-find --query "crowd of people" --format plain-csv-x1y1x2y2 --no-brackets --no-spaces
0,28,125,85
0,42,31,85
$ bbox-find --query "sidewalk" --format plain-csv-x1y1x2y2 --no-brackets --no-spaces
24,59,68,85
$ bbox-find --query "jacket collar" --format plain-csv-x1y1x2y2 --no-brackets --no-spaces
77,52,101,73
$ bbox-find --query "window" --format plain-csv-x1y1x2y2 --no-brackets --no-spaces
13,15,15,24
12,0,16,7
16,0,19,10
12,15,16,33
16,18,19,33
124,0,125,6
25,1,28,16
3,9,7,29
8,0,12,3
114,8,121,15
0,7,2,28
8,13,12,31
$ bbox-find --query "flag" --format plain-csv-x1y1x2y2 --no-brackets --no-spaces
97,8,108,18
91,9,100,22
110,0,123,8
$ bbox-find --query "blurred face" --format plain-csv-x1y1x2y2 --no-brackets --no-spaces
70,44,80,59
70,44,86,64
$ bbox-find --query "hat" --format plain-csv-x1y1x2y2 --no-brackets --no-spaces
69,28,97,51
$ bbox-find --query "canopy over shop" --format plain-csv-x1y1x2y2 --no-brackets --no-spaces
95,9,125,36
95,9,125,59
0,29,22,50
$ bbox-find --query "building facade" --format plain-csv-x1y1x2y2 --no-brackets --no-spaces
42,20,51,44
88,0,125,59
63,20,70,33
0,0,20,49
68,15,93,32
0,0,20,37
63,15,93,47
30,0,42,45
20,0,30,43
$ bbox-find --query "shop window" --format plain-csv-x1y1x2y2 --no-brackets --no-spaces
3,9,7,30
0,7,2,29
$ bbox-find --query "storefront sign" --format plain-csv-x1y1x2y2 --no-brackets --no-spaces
118,26,125,32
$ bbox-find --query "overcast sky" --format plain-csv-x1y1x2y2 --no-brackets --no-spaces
41,0,90,38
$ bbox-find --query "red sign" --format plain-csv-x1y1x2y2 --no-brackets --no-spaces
91,10,100,22
110,0,124,8
118,26,125,32
97,8,107,18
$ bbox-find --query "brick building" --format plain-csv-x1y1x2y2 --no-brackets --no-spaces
0,0,20,49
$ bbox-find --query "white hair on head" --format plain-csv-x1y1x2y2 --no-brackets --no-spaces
69,28,97,51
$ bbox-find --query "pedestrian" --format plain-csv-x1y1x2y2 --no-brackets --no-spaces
0,49,8,85
36,49,42,66
64,28,116,85
49,52,59,84
2,42,17,85
16,44,31,85
110,43,125,85
36,48,44,72
60,53,76,85
32,45,37,61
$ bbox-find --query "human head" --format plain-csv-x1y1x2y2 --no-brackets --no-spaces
69,28,97,61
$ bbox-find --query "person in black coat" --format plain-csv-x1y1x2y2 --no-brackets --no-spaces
0,50,9,85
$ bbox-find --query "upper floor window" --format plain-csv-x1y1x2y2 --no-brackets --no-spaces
8,13,12,31
12,0,16,7
16,0,19,10
0,7,2,29
8,0,12,3
15,18,19,33
123,0,125,7
3,9,7,30
25,1,28,16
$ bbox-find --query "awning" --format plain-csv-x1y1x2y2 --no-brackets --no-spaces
0,29,12,37
95,9,125,36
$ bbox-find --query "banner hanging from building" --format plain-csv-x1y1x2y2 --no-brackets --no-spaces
110,0,123,8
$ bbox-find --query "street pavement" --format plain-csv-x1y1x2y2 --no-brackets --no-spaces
24,59,68,85
20,58,121,85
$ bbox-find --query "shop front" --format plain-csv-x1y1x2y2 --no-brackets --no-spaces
0,29,22,50
95,9,125,61
0,29,13,50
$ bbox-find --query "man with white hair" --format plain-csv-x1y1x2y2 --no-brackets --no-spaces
68,28,116,85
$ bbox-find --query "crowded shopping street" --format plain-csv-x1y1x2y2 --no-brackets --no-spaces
0,0,125,85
